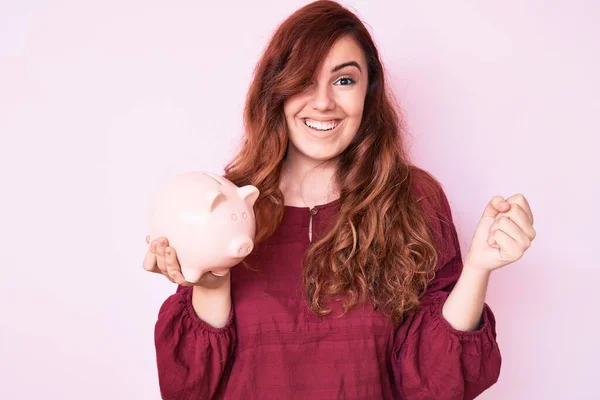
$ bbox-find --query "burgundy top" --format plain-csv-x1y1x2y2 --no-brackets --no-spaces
154,182,501,399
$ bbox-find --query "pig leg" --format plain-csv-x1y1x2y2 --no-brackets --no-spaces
181,267,203,284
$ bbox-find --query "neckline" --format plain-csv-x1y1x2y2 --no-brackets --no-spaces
283,197,341,212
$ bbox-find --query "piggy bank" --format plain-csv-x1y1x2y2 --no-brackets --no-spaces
147,171,259,283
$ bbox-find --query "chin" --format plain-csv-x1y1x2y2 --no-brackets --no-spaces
294,142,344,162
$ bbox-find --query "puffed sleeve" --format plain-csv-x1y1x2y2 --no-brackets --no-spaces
392,178,502,400
154,285,236,400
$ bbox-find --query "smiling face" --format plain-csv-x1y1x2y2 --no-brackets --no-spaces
283,35,369,164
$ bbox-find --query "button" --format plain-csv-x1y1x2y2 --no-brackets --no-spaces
310,207,318,216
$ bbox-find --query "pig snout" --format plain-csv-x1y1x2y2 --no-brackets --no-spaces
228,237,254,258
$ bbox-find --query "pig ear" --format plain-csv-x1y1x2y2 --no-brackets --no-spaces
238,185,260,206
205,191,225,212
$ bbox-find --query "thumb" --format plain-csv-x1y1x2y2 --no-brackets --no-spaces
482,196,510,219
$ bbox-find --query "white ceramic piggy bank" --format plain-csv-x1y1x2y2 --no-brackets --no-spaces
147,171,259,283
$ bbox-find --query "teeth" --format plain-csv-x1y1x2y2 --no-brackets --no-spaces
304,119,339,131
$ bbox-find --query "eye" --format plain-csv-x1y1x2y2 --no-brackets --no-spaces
231,213,238,220
334,76,355,86
242,212,248,219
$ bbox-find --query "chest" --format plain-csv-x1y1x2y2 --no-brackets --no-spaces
230,241,395,348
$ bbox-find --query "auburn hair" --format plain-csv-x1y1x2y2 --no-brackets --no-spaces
223,0,447,324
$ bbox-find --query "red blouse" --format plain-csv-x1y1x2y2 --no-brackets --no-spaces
154,181,501,399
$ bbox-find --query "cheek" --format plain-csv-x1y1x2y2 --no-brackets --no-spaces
283,96,304,120
336,92,366,120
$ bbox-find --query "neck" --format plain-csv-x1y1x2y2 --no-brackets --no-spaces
280,150,340,207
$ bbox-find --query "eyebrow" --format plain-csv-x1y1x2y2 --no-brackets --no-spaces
331,61,362,73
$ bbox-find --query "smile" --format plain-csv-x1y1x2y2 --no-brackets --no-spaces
303,118,341,132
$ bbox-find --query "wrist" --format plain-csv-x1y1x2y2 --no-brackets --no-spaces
191,279,232,328
462,258,494,278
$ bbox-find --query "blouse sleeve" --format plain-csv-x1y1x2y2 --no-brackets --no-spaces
154,285,236,400
392,179,502,400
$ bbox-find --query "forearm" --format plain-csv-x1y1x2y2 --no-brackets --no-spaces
441,263,491,331
191,278,232,328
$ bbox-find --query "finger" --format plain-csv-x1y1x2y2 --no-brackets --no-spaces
505,193,534,225
142,241,159,272
164,247,188,286
489,216,532,248
162,270,176,284
210,268,231,277
492,229,523,262
168,269,189,286
482,196,510,219
156,239,168,275
494,204,536,241
155,240,176,283
143,242,175,283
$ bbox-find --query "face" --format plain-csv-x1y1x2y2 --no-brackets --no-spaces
283,35,369,164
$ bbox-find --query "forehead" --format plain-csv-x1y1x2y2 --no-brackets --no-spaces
319,36,366,71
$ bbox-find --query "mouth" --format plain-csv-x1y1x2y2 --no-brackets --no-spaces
302,118,342,133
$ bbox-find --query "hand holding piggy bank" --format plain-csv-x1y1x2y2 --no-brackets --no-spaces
144,171,259,283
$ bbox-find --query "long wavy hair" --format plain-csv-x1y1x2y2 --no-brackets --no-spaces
224,0,445,324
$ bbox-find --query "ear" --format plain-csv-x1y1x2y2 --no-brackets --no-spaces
238,185,260,207
205,191,225,212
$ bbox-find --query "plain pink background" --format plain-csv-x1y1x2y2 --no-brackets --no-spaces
1,1,598,399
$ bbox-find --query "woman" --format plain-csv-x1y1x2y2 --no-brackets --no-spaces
143,1,536,399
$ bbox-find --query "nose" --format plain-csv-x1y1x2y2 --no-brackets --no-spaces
310,83,335,112
228,237,254,258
